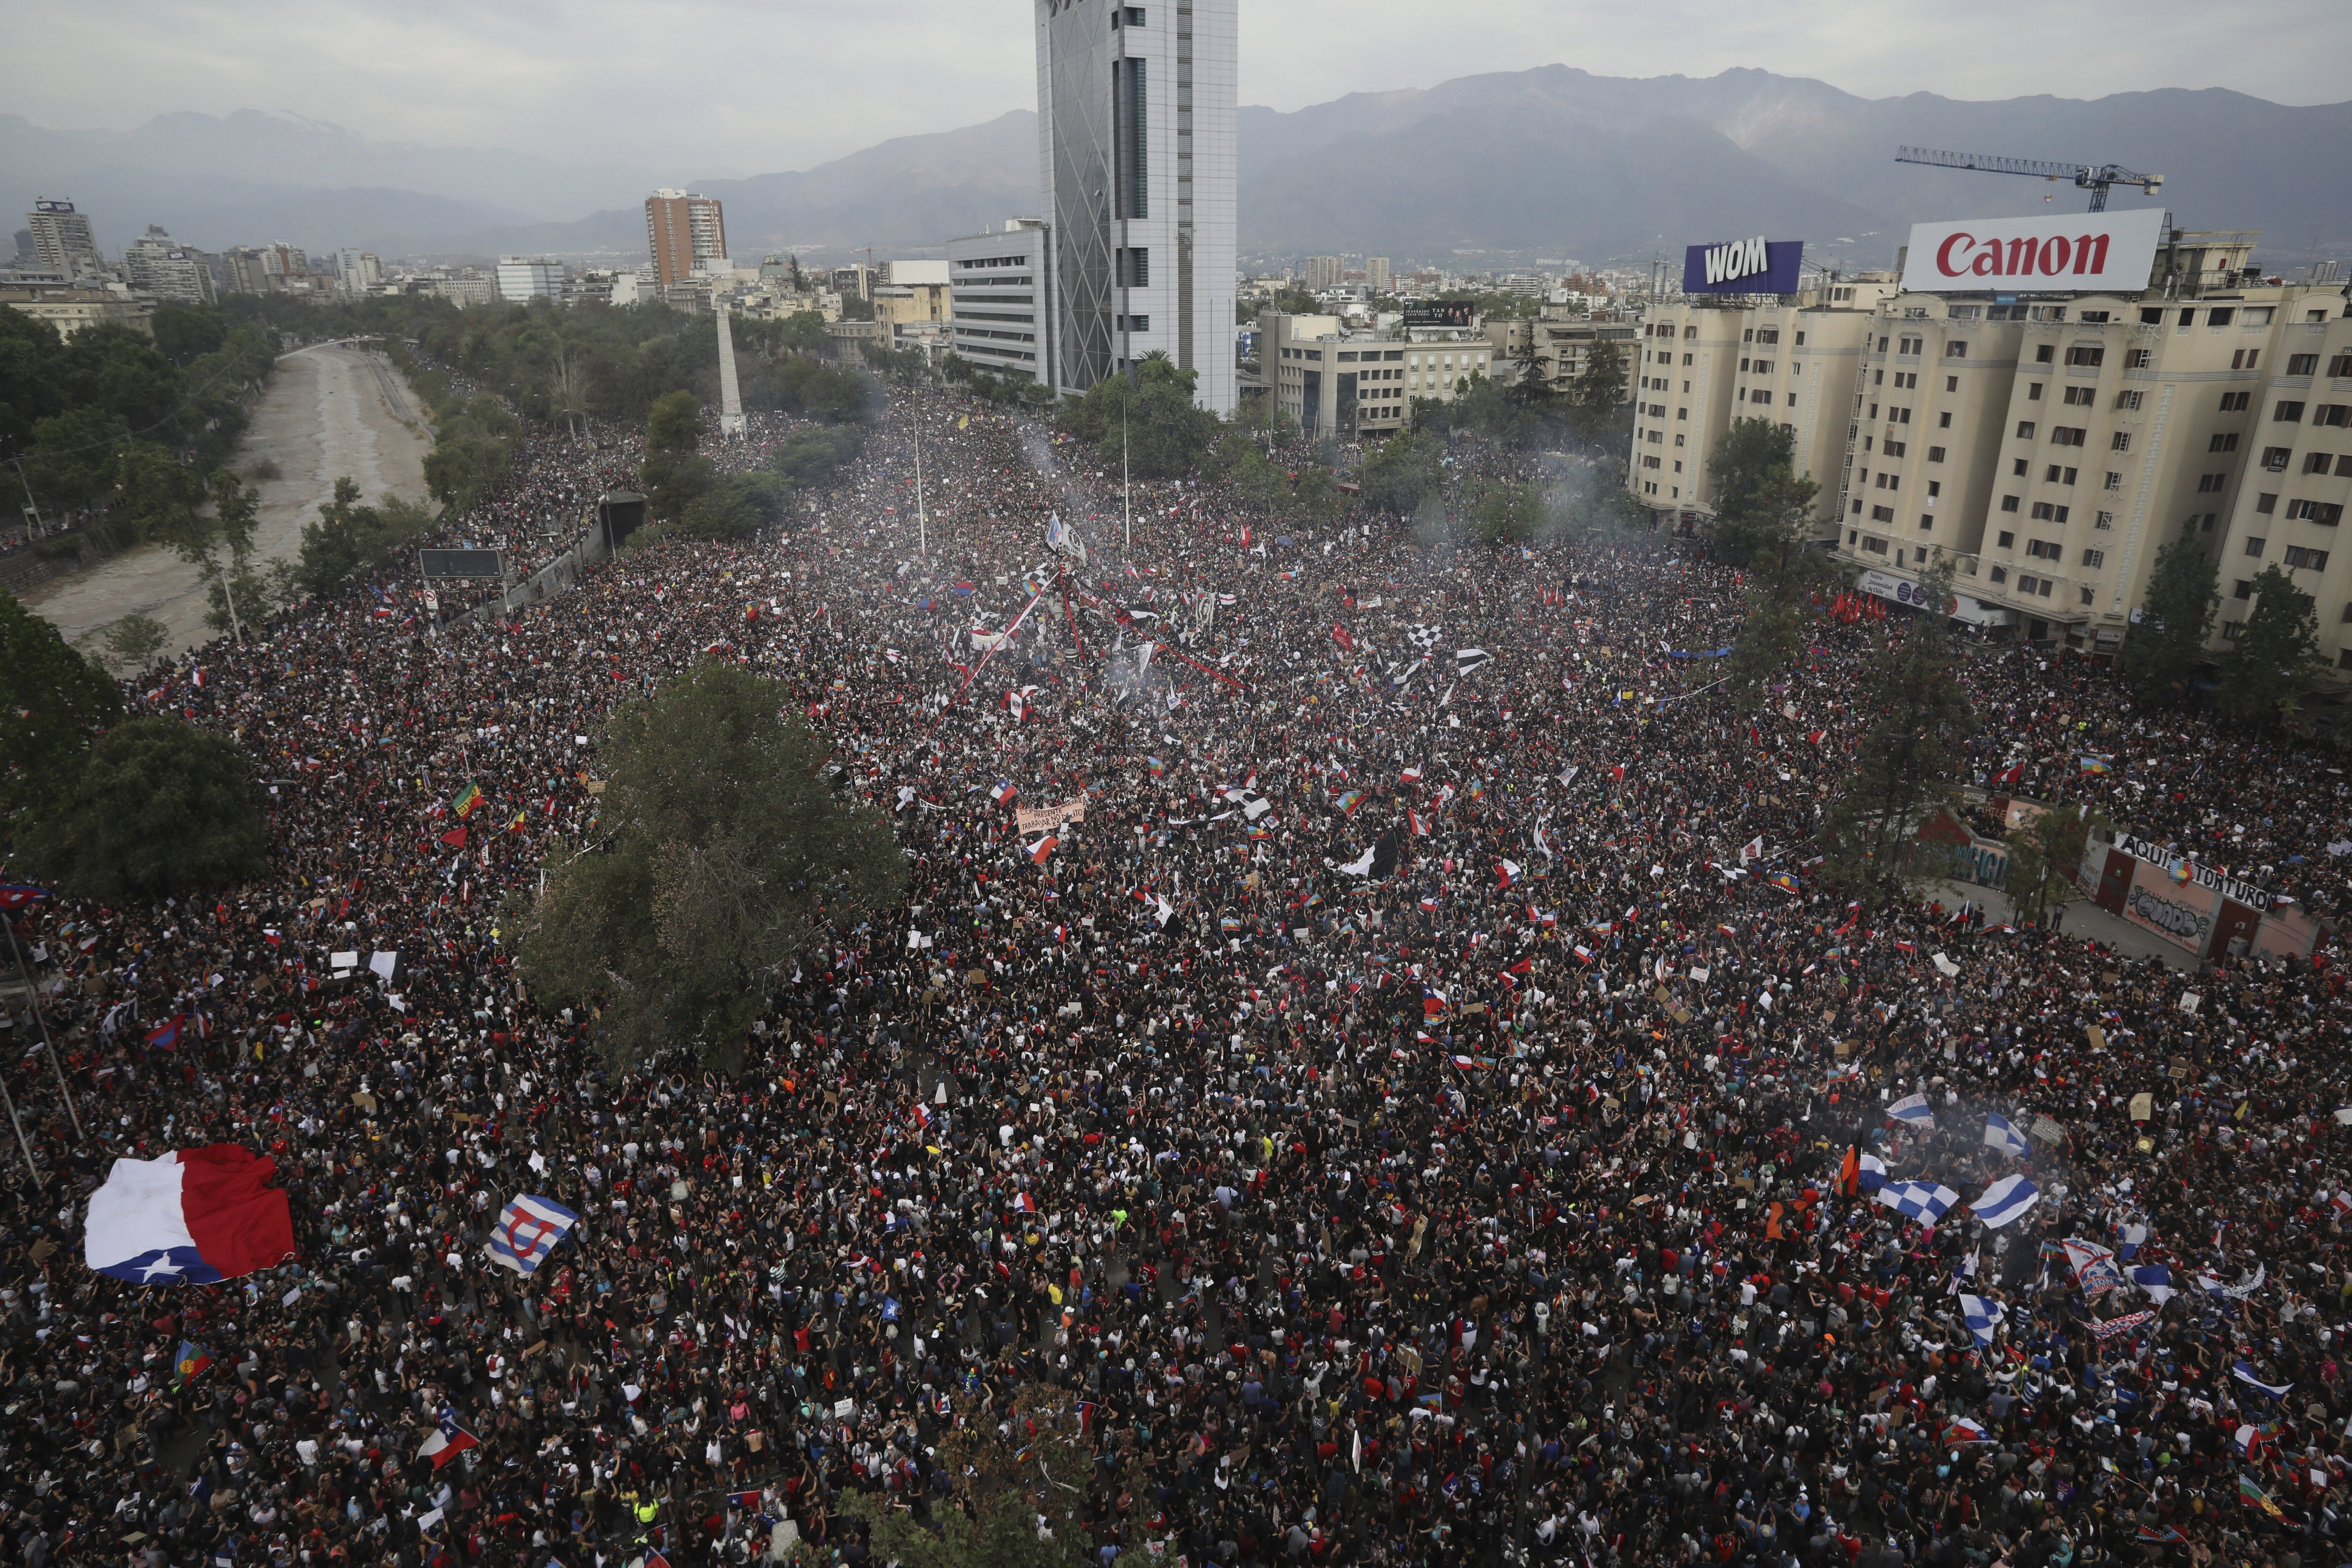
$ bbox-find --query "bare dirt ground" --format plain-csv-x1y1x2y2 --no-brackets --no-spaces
23,342,431,659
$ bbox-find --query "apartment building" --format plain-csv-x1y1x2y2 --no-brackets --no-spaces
1365,257,1391,294
496,256,568,305
645,190,726,290
2210,313,2352,684
1828,233,2342,648
1260,310,1489,439
25,200,102,280
122,227,217,306
946,218,1055,388
0,283,152,340
1627,277,1897,528
1485,317,1641,395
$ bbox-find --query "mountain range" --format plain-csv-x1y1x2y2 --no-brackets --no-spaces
8,68,2349,271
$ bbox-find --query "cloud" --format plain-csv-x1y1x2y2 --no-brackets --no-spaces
1,0,2343,180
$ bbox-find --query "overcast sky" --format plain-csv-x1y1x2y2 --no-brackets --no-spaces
7,0,2346,175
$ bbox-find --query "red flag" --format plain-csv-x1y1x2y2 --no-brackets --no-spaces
1332,624,1354,652
438,827,468,849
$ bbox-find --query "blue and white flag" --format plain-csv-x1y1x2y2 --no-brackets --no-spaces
1982,1113,2030,1157
1878,1181,1961,1225
1886,1093,1935,1129
1958,1293,2006,1348
1855,1151,1888,1193
487,1194,579,1276
2232,1360,2292,1399
1971,1175,2040,1229
2127,1263,2174,1306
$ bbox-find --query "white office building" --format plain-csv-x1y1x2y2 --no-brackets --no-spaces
1033,0,1236,414
496,256,568,305
947,218,1056,387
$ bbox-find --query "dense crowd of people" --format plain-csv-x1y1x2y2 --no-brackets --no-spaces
5,378,2352,1568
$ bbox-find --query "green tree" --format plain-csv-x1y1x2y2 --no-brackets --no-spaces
1509,332,1552,406
148,305,227,368
21,407,130,514
777,310,828,356
296,480,436,598
2121,537,2220,704
13,718,268,899
2002,800,2108,929
678,472,793,540
147,468,263,640
1355,428,1444,516
1705,418,1800,564
111,441,203,546
1720,468,1825,711
640,389,713,520
0,591,122,819
769,425,865,487
1057,353,1220,480
1473,479,1544,543
99,613,172,673
511,664,909,1070
1819,557,1978,902
2215,563,2324,728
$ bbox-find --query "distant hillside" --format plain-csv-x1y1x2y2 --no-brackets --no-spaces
7,70,2348,268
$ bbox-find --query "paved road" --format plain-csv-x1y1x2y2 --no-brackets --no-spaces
23,343,431,661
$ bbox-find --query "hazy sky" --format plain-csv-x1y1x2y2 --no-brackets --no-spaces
8,0,2347,174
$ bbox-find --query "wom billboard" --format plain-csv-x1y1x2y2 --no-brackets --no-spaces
1899,209,2164,293
1683,237,1803,295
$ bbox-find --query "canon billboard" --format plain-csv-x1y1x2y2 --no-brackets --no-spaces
1898,209,2164,293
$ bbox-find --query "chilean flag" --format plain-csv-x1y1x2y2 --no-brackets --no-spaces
418,1407,480,1469
83,1146,296,1284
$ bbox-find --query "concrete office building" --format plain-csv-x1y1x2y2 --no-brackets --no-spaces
1820,231,2343,649
123,227,217,306
26,200,102,280
334,247,383,297
1627,278,1898,529
1260,311,1489,439
1034,0,1236,414
1300,256,1343,291
1366,257,1391,295
1486,317,1644,398
645,190,727,289
496,256,568,305
947,218,1056,387
1,284,152,340
2208,313,2352,687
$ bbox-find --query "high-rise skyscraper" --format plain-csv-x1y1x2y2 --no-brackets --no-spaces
26,199,102,279
1034,0,1235,415
1365,257,1391,294
644,190,728,289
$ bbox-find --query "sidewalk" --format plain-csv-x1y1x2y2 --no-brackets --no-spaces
1926,878,2203,971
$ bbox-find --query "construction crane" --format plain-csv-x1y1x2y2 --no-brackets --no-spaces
1894,146,2163,212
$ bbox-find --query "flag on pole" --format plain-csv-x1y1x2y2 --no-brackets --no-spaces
417,1407,480,1469
1886,1093,1935,1129
452,783,484,818
1957,1294,2004,1348
1970,1175,2039,1229
1982,1112,2029,1156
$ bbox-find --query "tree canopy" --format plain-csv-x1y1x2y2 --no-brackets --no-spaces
512,664,909,1070
0,590,122,820
2120,537,2220,704
1056,353,1221,481
12,717,269,899
2215,563,2324,729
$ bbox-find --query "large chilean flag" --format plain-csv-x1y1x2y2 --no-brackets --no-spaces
84,1146,295,1283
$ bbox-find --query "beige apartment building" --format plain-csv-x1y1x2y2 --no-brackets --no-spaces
1260,311,1491,440
1825,233,2345,648
2209,312,2352,686
1628,277,1897,530
0,283,153,340
1485,316,1643,400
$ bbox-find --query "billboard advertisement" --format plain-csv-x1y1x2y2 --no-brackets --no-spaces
1682,237,1803,295
1898,209,2164,293
1401,301,1475,328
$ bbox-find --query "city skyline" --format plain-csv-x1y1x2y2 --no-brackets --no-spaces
4,0,2345,180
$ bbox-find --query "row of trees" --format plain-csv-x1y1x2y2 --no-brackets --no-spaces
1,303,278,552
638,389,871,541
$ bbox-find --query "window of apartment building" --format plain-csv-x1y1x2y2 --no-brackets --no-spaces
2094,511,2115,530
2013,458,2028,477
2065,346,2104,367
2276,401,2306,422
2255,492,2279,514
1876,336,1889,352
2080,547,2106,569
1870,504,1896,522
2288,499,2345,525
1874,473,1897,491
1892,407,1912,424
2126,349,2152,369
2116,391,2143,411
2018,574,2055,597
2030,504,2069,525
2305,451,2338,475
1996,532,2016,550
1918,514,1935,532
2045,465,2078,485
2140,308,2166,325
2234,580,2254,599
2063,386,2096,406
2052,427,2086,447
2288,353,2321,377
2325,353,2352,377
2219,391,2250,412
2026,539,2063,560
2244,536,2267,558
1946,342,1969,359
2261,446,2292,471
1757,328,1779,345
1898,336,1923,355
2197,473,2229,493
1927,446,1946,463
2111,432,2132,452
2079,311,2111,324
1937,411,1953,428
2318,406,2352,428
2210,432,2240,453
2028,383,2044,401
2035,345,2056,364
2103,473,2121,491
2000,497,2021,515
1682,353,1692,365
1885,439,1907,458
2285,546,2331,571
1988,565,2009,584
1861,535,1889,554
2016,421,2036,439
2210,309,2236,326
